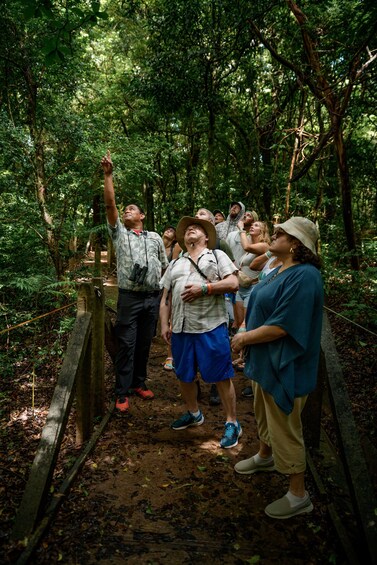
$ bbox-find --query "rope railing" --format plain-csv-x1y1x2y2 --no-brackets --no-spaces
324,305,377,337
1,302,375,338
0,303,76,336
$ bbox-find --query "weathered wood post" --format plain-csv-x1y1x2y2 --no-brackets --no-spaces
76,279,105,444
92,277,105,418
76,282,94,445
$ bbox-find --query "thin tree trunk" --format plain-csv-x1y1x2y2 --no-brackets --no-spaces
332,121,360,270
286,90,307,216
24,63,65,279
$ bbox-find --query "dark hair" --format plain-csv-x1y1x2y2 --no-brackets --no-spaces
133,203,145,215
289,238,321,269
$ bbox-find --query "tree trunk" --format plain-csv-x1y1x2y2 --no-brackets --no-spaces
24,63,65,279
143,180,155,231
286,89,307,216
332,120,360,270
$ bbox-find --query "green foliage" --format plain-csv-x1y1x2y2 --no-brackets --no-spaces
18,0,109,64
0,0,376,326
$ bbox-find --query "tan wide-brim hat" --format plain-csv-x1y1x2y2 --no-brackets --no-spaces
275,217,319,255
176,216,217,251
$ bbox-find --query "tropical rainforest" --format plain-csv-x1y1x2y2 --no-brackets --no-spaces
1,0,376,404
0,1,376,561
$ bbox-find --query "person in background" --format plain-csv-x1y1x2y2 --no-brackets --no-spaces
162,225,182,262
226,216,270,369
160,216,242,449
161,225,182,370
213,209,225,225
215,201,248,241
232,217,323,519
101,151,169,413
195,208,234,261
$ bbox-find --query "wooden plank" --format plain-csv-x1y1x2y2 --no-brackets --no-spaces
15,402,115,565
76,282,95,443
92,277,105,417
75,334,93,445
321,312,377,564
11,313,92,540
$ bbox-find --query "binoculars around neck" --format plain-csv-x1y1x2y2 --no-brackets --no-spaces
128,263,148,285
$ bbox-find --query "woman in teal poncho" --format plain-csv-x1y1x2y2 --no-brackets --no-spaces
231,217,323,520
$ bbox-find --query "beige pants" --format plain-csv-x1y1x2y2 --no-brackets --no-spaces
252,381,308,475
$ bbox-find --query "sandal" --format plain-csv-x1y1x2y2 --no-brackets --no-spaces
163,357,174,371
232,357,244,366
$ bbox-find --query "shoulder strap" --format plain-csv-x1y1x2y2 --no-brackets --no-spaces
186,256,208,279
172,251,219,281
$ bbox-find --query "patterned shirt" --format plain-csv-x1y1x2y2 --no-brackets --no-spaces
160,249,237,334
108,218,169,291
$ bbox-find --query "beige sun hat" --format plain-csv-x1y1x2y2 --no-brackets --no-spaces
176,216,217,251
275,217,319,255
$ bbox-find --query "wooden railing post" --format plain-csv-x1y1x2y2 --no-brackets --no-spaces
76,278,105,443
76,282,94,445
92,277,105,418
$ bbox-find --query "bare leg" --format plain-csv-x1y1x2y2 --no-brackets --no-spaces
259,440,273,459
289,472,306,497
216,379,237,423
233,301,245,329
180,381,199,413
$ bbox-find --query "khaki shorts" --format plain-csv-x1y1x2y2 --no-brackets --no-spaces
252,381,308,475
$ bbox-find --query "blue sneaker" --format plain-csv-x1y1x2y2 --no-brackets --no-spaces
171,411,204,430
220,420,242,448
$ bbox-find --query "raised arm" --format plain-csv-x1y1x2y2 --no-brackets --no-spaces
237,220,269,255
249,253,269,271
239,233,269,254
101,150,118,227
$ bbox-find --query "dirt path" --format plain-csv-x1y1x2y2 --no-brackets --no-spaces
32,312,342,564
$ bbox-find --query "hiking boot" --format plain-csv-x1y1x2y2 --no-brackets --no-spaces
220,420,242,449
234,455,275,475
265,492,313,519
115,396,129,413
209,384,221,406
171,411,204,430
133,387,155,399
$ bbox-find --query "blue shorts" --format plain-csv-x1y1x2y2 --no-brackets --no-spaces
171,323,234,384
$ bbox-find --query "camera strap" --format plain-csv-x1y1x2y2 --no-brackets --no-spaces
186,257,208,280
